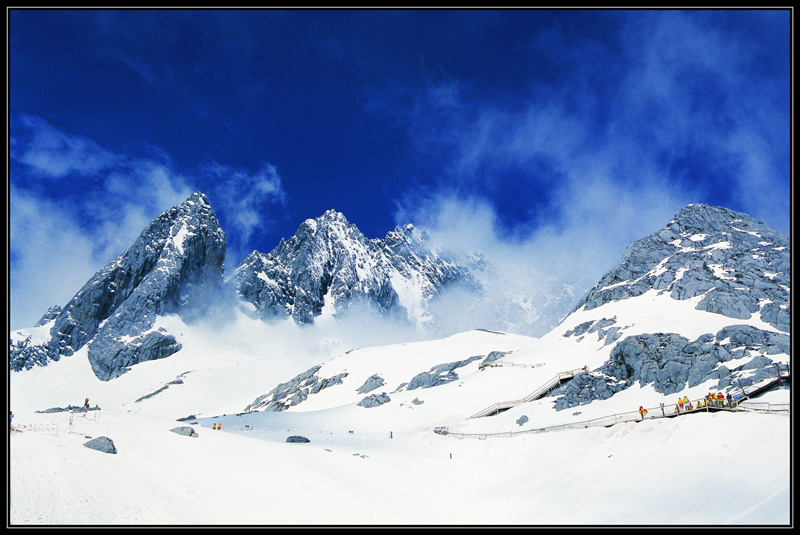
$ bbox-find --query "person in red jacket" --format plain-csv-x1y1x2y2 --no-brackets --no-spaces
717,393,724,406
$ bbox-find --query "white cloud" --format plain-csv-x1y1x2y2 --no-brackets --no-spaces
200,160,287,265
390,11,789,314
9,185,102,330
14,115,119,178
9,116,288,329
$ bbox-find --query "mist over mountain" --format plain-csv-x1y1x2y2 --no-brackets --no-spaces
233,209,478,328
237,201,789,425
9,193,790,391
8,193,790,526
10,192,226,380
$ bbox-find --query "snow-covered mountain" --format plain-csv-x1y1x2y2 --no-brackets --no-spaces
8,200,790,525
573,203,790,332
9,192,226,381
9,193,579,385
233,209,478,328
237,202,790,430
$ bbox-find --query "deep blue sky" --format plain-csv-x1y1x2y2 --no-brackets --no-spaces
8,9,792,330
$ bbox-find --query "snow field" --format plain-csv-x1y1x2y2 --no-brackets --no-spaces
9,398,789,525
9,290,791,525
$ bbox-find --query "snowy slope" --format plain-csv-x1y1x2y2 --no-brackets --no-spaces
8,288,791,525
9,202,791,525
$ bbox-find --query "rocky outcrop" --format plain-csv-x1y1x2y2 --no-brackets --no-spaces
234,210,476,326
170,426,199,438
478,350,512,369
10,192,227,380
406,356,484,390
553,324,790,410
356,374,385,394
84,436,117,454
357,392,391,408
35,305,62,327
243,365,351,412
573,204,790,332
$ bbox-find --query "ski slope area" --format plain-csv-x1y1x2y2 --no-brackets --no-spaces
9,389,790,525
8,290,791,525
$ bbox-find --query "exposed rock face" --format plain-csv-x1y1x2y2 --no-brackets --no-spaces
573,204,790,332
357,392,391,408
356,374,385,394
170,426,199,438
243,365,351,412
478,351,512,369
553,324,790,410
234,210,477,327
552,204,790,410
10,192,226,380
406,356,484,390
35,305,62,327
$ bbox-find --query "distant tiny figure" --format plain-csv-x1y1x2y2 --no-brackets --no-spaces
84,398,90,409
717,393,724,406
726,393,732,408
638,406,648,420
687,402,693,411
678,398,684,412
9,411,13,428
660,402,665,416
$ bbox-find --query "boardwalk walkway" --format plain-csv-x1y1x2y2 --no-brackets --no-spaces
445,398,789,439
446,365,790,439
468,367,587,419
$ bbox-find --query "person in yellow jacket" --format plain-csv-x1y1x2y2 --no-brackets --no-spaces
639,406,648,420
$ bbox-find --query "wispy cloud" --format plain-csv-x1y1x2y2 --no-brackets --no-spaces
9,184,105,331
200,160,287,265
9,115,287,330
11,114,119,178
389,10,789,305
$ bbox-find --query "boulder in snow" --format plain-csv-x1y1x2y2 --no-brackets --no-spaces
170,426,199,438
84,436,117,454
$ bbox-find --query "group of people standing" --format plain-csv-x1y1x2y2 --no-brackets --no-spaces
639,392,736,420
674,392,734,414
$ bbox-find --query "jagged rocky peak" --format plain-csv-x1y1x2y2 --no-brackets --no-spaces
235,211,475,326
10,192,227,380
573,203,790,332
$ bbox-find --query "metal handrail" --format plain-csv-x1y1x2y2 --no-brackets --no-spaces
467,367,587,419
449,398,789,439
